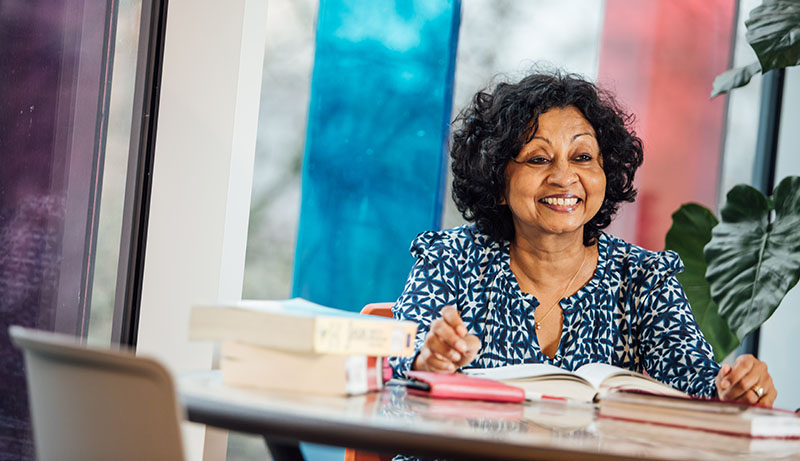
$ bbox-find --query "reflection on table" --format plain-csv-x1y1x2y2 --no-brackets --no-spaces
179,371,800,461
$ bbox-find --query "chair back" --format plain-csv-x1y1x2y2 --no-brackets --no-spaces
360,302,393,318
9,326,185,461
344,302,396,461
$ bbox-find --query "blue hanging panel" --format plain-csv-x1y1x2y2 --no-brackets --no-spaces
292,0,461,312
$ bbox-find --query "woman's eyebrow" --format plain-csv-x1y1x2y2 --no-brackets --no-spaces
531,132,595,145
572,132,595,141
531,135,551,145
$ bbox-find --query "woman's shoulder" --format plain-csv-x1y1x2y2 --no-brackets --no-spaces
600,232,684,281
410,224,502,261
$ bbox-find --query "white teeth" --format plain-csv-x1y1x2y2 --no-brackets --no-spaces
541,197,579,206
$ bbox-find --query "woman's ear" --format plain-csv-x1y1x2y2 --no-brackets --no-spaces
498,177,509,205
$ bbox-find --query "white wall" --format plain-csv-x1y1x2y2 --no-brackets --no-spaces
135,0,267,459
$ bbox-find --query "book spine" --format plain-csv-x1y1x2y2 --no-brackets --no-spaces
344,356,383,395
313,317,416,356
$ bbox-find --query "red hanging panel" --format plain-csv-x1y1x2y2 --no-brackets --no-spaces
598,0,736,250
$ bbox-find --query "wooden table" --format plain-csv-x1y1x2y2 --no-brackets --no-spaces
179,372,800,461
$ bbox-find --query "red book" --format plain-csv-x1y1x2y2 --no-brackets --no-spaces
404,371,525,403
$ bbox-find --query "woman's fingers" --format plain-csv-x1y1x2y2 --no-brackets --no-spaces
441,305,469,337
431,317,467,354
716,355,775,407
455,334,482,368
415,346,456,372
715,364,731,393
717,355,754,399
760,376,778,408
427,329,462,362
413,306,479,373
730,365,762,401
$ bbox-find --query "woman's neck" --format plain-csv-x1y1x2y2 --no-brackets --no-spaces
509,229,591,293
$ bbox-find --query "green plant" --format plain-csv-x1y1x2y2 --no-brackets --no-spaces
666,177,800,360
664,0,800,360
711,0,800,98
665,205,738,361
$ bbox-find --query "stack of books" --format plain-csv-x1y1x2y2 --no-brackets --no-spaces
189,298,417,396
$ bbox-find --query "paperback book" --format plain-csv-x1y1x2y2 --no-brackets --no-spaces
220,341,383,396
190,298,417,356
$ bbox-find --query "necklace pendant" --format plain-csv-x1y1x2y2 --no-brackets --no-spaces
535,321,541,331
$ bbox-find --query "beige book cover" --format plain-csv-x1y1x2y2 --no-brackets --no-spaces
189,298,417,356
220,341,383,396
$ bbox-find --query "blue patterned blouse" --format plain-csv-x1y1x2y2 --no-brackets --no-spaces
389,225,720,397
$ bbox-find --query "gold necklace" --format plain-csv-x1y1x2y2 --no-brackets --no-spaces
534,250,587,331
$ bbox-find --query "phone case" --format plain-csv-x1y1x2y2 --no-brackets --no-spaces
405,371,525,403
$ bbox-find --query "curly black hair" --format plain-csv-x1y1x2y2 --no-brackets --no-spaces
450,71,644,246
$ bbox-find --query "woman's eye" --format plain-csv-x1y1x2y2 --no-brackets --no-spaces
526,156,550,165
574,153,593,162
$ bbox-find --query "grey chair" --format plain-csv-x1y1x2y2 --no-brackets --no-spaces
9,326,185,461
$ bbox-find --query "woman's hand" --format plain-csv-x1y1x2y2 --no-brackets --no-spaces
716,354,777,407
412,305,481,373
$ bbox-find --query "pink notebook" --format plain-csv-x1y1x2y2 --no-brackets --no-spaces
405,371,525,403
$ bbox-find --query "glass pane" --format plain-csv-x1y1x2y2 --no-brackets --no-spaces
718,0,763,196
235,0,318,458
292,0,460,311
243,0,318,301
0,0,143,457
87,0,144,346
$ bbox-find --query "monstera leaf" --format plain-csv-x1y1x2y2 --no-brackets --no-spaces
711,0,800,97
666,204,739,361
746,0,800,73
704,176,800,340
711,62,762,99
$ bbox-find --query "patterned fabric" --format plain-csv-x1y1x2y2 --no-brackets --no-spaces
389,224,720,398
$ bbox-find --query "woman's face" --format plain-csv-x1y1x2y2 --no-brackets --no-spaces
503,106,606,240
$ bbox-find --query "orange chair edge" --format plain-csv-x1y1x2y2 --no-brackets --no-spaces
345,302,396,461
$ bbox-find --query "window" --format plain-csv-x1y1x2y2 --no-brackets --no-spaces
0,0,155,457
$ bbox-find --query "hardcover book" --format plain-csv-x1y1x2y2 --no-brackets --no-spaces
599,390,800,439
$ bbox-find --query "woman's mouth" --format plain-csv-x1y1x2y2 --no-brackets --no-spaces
538,196,582,211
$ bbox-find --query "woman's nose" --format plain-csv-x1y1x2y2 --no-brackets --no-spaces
547,158,578,186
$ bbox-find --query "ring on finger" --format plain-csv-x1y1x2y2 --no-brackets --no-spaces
751,384,765,399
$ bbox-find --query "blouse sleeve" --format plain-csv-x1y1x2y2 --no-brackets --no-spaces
636,252,720,397
388,231,459,378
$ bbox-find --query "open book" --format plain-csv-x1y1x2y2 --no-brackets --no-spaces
463,362,685,403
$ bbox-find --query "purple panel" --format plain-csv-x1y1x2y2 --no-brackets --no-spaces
0,0,114,457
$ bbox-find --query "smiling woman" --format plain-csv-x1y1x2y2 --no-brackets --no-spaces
505,107,606,241
388,71,778,410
